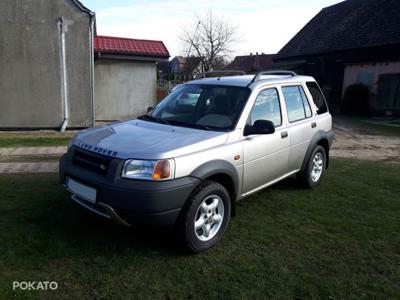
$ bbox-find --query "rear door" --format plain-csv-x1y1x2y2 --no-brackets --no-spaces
281,85,318,172
242,87,290,194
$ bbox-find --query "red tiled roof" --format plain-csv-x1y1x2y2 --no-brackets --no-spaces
94,35,169,58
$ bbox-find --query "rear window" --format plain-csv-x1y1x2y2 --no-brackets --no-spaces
306,82,328,114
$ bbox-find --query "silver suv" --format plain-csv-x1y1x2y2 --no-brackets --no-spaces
59,71,333,252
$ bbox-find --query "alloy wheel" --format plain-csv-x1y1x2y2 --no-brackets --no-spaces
311,152,324,182
194,195,224,241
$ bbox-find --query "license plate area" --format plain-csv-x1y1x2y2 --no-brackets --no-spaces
66,177,97,204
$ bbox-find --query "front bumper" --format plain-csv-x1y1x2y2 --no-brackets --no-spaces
59,147,200,227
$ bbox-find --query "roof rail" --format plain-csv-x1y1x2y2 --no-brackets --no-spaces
248,70,297,86
197,69,246,79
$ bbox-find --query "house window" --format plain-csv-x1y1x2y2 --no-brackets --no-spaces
357,72,374,89
377,74,400,109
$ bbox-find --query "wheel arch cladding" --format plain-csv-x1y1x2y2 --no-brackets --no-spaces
316,139,330,168
190,160,239,216
301,130,333,171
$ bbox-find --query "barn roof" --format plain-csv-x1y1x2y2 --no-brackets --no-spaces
276,0,400,60
225,54,275,73
175,56,203,73
94,35,170,59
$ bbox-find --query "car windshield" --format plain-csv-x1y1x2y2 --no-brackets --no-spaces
140,84,251,131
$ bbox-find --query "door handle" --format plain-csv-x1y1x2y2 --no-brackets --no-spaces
311,122,317,128
281,131,288,138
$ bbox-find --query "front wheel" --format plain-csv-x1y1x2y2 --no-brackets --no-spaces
177,181,231,253
298,145,327,188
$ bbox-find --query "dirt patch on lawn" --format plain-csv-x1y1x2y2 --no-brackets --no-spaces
331,117,400,163
0,154,61,163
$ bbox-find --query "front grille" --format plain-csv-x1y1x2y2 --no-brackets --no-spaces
73,148,111,175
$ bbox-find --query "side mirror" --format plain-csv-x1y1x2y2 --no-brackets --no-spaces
244,120,275,136
147,106,154,113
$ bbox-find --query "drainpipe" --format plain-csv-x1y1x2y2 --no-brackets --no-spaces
58,17,68,132
89,15,96,127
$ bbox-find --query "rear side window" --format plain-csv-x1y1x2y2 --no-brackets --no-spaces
299,86,312,117
306,82,328,114
282,86,311,123
250,88,282,126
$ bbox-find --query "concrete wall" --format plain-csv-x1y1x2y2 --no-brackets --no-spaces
95,59,156,121
0,0,92,128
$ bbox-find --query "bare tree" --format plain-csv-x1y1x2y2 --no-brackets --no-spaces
180,11,238,73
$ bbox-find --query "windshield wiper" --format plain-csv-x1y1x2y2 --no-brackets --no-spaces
137,114,170,125
138,115,225,131
190,123,215,131
166,119,224,131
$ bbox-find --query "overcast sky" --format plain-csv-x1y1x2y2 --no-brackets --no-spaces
81,0,343,58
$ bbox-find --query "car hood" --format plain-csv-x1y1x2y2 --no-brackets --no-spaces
74,119,229,159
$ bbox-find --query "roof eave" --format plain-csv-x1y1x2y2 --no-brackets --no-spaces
96,52,169,62
70,0,95,16
275,42,400,62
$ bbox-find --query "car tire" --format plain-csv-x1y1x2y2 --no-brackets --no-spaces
177,180,231,253
297,145,326,188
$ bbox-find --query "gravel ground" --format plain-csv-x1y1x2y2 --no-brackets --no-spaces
331,117,400,163
0,162,58,173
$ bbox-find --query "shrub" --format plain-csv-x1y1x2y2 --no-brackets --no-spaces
342,84,370,116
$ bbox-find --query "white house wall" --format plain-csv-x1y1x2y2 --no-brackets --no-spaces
95,59,156,121
0,0,92,128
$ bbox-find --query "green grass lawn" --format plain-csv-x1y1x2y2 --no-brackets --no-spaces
0,159,399,299
0,131,74,148
0,136,71,148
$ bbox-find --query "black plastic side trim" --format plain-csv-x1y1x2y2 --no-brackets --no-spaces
190,160,240,201
300,130,333,171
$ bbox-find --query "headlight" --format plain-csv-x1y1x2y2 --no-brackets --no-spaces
122,159,175,181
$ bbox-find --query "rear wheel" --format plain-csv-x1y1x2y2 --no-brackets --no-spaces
177,181,231,253
298,145,326,188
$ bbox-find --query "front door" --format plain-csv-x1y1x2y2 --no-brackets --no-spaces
242,88,290,194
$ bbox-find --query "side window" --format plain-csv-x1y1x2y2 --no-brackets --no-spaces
299,86,312,117
250,88,282,127
306,81,328,114
282,86,309,122
177,91,200,106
